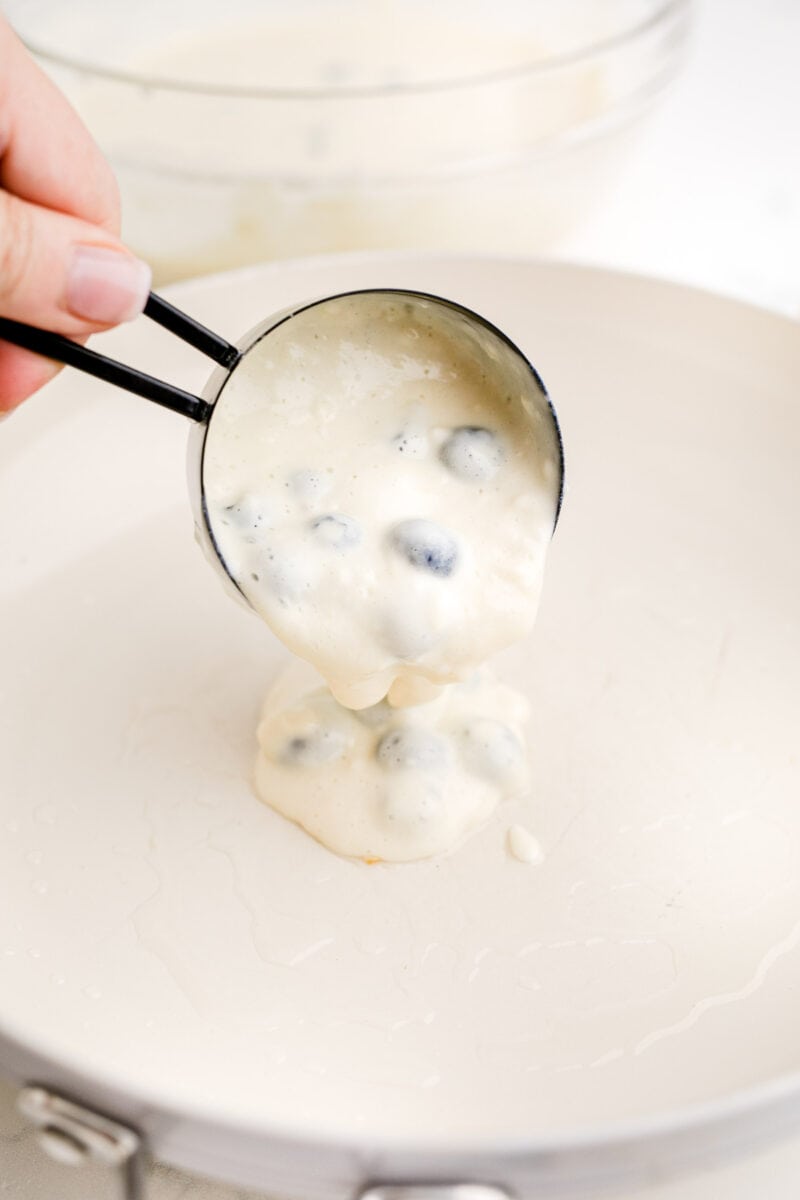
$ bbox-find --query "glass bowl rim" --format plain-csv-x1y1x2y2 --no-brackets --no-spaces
20,0,689,101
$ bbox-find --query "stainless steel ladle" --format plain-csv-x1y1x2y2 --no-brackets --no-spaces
0,288,564,608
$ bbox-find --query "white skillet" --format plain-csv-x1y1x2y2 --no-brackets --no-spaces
1,254,800,1199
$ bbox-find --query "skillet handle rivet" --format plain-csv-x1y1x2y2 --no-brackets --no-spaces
37,1123,90,1166
18,1085,146,1198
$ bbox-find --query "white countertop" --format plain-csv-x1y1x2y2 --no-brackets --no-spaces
2,0,798,1196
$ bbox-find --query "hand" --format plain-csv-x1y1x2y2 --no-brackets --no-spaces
0,17,150,413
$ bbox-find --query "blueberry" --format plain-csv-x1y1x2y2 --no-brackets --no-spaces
440,426,503,482
311,513,362,550
376,728,450,771
279,725,347,767
382,610,437,659
221,495,270,541
389,519,458,577
459,719,523,779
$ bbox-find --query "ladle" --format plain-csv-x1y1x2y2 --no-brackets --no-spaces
0,288,564,609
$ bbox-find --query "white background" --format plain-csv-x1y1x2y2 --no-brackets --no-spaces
562,0,800,318
2,0,799,1196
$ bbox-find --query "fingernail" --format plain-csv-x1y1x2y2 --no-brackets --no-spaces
67,246,151,325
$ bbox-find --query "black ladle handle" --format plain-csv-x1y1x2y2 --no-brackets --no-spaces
0,292,241,423
144,293,240,371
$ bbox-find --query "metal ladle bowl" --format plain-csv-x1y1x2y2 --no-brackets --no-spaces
0,288,564,613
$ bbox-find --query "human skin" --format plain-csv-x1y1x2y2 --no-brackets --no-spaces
0,16,150,412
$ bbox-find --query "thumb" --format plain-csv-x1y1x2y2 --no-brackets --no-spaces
0,189,151,336
0,190,151,411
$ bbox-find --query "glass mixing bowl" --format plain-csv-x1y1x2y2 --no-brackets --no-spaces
8,0,690,282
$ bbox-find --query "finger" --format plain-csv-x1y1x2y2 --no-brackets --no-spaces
0,344,62,412
0,188,151,337
0,19,120,234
